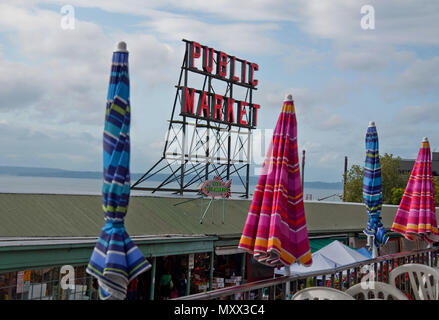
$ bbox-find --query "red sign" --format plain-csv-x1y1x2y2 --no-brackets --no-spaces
181,40,261,129
188,41,259,87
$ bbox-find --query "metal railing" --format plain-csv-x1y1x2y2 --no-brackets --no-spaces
173,247,439,300
2,247,438,300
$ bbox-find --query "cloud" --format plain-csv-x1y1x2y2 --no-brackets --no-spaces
0,0,437,182
396,102,439,124
334,48,414,72
298,0,439,46
27,0,301,22
0,55,44,111
389,57,439,96
0,4,182,127
141,17,283,55
0,121,102,170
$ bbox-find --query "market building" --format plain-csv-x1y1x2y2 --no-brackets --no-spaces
0,193,425,300
399,151,439,176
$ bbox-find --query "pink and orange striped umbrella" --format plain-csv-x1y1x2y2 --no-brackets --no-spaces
392,137,439,243
238,95,312,267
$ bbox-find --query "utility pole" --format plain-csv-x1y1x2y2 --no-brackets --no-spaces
343,156,348,201
301,150,305,192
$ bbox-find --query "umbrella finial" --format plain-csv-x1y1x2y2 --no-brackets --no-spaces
285,94,293,101
368,121,375,127
116,41,128,52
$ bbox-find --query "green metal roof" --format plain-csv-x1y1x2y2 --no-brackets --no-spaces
0,193,401,238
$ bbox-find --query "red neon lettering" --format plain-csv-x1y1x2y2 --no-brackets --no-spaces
183,87,195,114
226,98,235,123
249,63,258,87
190,42,201,68
230,56,240,82
198,91,210,118
213,94,223,121
252,104,260,127
241,60,247,84
238,101,248,126
203,46,214,73
217,51,228,78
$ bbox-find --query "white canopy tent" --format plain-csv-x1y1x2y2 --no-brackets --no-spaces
314,240,369,266
275,240,370,276
275,252,340,275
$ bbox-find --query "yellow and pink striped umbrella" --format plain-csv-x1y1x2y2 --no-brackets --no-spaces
238,95,312,267
392,137,439,243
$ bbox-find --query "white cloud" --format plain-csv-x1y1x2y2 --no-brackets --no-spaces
0,4,182,127
389,57,439,96
334,47,414,72
396,102,439,124
0,121,101,170
142,17,283,55
298,0,439,46
0,0,437,181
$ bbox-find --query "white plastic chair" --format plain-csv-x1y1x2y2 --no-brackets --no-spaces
291,287,355,300
346,281,408,300
389,263,439,300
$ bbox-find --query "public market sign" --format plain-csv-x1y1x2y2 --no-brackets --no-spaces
180,40,261,129
201,176,232,199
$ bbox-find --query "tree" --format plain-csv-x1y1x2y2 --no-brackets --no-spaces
343,153,409,204
391,177,439,205
380,153,409,204
343,165,364,203
390,187,405,205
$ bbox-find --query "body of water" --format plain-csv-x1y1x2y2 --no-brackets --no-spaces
0,175,343,201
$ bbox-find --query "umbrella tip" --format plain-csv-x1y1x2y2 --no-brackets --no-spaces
116,41,128,52
285,94,293,101
368,121,375,127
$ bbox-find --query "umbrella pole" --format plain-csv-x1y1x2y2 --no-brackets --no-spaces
372,242,378,259
367,235,378,281
285,266,291,300
367,235,378,258
427,241,433,267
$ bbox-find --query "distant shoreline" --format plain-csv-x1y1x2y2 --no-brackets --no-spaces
0,166,343,190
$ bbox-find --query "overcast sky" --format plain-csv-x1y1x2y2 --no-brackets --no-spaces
0,0,438,182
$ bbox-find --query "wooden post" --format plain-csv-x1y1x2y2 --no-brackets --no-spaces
301,150,305,191
343,156,348,201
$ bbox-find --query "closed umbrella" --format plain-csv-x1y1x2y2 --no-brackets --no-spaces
363,122,389,257
392,137,439,243
238,94,312,268
86,42,151,300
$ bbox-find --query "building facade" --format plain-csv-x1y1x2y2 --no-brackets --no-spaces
399,152,439,176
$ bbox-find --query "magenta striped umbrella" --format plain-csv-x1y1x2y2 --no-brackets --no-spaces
392,137,439,243
238,95,312,267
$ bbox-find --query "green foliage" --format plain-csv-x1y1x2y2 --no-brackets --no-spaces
343,153,409,204
390,187,405,205
343,164,364,203
434,178,439,206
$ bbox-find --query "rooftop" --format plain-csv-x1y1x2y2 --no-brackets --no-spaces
0,193,403,239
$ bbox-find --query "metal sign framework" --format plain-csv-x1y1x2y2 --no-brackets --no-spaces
131,39,258,198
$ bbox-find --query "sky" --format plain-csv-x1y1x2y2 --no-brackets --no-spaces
0,0,438,182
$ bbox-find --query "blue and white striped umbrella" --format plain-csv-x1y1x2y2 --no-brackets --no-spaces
363,122,389,249
86,42,151,300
